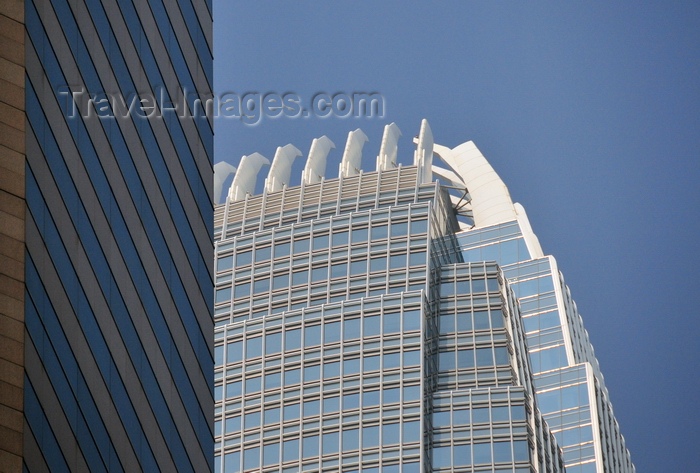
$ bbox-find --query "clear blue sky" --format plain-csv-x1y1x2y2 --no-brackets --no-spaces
213,2,700,471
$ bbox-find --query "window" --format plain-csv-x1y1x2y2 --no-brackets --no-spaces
243,447,260,470
246,337,262,359
322,431,339,455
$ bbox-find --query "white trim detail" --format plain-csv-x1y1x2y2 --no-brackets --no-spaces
302,136,335,185
229,152,270,202
213,161,236,204
265,144,302,193
376,122,401,171
339,128,368,177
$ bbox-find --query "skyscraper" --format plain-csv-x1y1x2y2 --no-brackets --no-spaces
0,1,213,471
212,120,632,471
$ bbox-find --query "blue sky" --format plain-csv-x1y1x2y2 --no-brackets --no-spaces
213,2,700,471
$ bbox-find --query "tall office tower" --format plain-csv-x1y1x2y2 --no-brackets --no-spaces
0,1,214,472
211,121,627,472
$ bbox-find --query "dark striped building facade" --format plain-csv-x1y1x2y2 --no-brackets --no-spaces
0,0,214,471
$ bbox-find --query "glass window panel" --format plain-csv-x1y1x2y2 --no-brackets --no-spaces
371,225,388,240
439,351,456,371
363,315,381,337
255,246,271,262
311,266,327,282
264,407,280,425
350,260,366,275
234,283,250,299
389,254,405,269
492,406,510,422
513,440,529,462
344,318,361,340
284,368,300,386
302,435,319,458
324,361,340,378
363,390,380,407
473,310,490,330
324,321,341,343
351,227,368,244
304,364,320,382
362,425,380,449
490,310,504,329
285,328,301,351
494,347,510,365
410,219,427,234
455,280,470,295
265,372,281,390
456,312,472,332
323,396,340,414
476,348,494,367
284,403,300,421
432,446,451,469
331,262,347,278
226,340,243,363
216,287,231,304
215,345,224,365
342,428,359,451
383,387,400,404
244,411,260,429
382,423,400,446
224,451,240,473
453,409,469,425
247,337,262,358
391,221,408,237
454,444,472,466
323,431,339,455
433,411,450,427
283,439,299,462
384,352,401,369
225,415,241,434
253,278,269,294
344,358,360,375
403,421,420,443
304,325,321,347
272,273,288,290
403,350,420,367
364,354,380,371
294,238,309,253
243,447,260,470
439,314,455,334
332,231,348,247
313,234,329,251
263,442,279,466
403,385,420,401
370,257,387,272
472,278,486,293
274,242,290,258
440,282,455,297
409,251,426,266
303,399,320,417
236,251,252,266
343,392,360,410
292,270,308,286
403,309,421,331
383,312,401,334
265,332,282,355
225,381,242,398
472,407,490,424
510,405,526,421
245,377,261,394
473,442,491,465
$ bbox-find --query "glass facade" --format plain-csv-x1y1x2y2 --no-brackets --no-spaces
458,226,636,473
214,166,565,472
22,0,213,471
